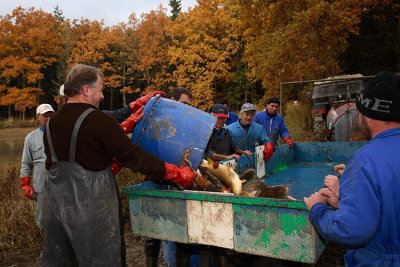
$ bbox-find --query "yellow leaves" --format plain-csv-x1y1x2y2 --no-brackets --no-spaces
231,0,366,100
1,87,43,111
167,0,241,109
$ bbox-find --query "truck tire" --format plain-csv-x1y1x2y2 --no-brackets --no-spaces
313,119,327,142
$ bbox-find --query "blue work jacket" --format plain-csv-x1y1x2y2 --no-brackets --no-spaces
227,120,269,152
309,128,400,267
254,111,290,147
226,112,239,126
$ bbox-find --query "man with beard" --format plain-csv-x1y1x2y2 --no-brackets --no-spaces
304,71,400,267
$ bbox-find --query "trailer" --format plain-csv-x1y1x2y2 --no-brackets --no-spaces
123,141,366,264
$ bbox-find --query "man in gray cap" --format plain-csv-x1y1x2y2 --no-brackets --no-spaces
304,71,400,267
20,103,55,228
227,103,274,161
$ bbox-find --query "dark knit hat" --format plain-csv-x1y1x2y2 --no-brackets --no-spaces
267,98,280,105
356,71,400,122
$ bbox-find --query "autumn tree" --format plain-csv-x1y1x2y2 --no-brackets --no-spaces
168,0,242,110
229,0,364,103
135,6,173,94
0,7,63,118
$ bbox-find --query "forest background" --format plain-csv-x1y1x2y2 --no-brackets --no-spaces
0,0,399,119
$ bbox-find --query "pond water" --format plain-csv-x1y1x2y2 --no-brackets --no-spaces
0,128,35,177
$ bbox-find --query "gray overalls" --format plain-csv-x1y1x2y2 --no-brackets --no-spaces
42,108,125,266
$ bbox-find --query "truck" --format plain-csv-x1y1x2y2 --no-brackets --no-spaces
311,74,366,142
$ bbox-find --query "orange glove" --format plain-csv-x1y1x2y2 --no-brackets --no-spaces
120,106,145,133
20,176,34,200
129,91,166,112
111,158,123,176
163,162,197,189
283,137,294,149
263,142,274,161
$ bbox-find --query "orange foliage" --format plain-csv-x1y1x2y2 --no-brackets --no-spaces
136,6,172,93
0,7,63,112
230,0,364,103
168,0,241,110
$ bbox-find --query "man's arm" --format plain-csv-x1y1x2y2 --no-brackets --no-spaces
306,161,380,247
20,135,33,178
102,105,133,124
279,117,290,139
20,134,35,200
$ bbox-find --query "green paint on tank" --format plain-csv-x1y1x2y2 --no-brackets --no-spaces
279,214,308,236
297,254,306,262
274,162,290,172
124,187,307,209
272,247,280,255
280,242,290,249
255,229,273,248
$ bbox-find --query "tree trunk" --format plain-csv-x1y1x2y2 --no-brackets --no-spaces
122,63,126,106
110,87,114,110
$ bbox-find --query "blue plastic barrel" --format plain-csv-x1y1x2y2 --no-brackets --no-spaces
132,96,216,170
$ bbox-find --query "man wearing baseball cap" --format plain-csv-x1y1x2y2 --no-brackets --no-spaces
20,103,55,228
304,71,400,266
204,104,242,161
228,103,274,161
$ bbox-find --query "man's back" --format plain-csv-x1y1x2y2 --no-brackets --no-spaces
310,127,400,266
344,127,400,265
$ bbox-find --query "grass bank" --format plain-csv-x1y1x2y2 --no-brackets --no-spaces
0,165,143,262
284,101,314,142
0,118,37,129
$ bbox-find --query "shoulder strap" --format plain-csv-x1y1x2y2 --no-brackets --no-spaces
46,120,58,162
69,108,95,161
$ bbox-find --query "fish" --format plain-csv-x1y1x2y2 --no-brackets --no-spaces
239,168,256,182
242,180,289,199
198,165,225,191
200,158,242,195
258,185,289,199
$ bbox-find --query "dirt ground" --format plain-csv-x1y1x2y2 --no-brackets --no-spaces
1,233,344,267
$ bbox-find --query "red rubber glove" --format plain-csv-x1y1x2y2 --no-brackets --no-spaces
263,142,274,161
129,91,167,112
111,158,123,176
163,162,197,189
283,137,294,149
20,176,34,200
120,106,145,133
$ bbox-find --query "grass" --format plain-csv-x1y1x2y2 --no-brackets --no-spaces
283,101,314,142
0,164,41,262
0,164,144,262
0,118,37,129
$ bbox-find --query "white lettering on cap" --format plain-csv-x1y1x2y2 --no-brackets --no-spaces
358,93,372,107
371,98,392,113
358,93,392,113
